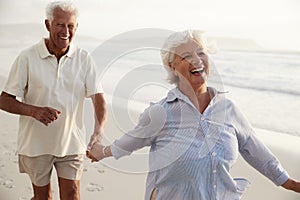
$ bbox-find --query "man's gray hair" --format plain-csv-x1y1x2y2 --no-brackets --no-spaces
46,0,79,22
160,30,217,85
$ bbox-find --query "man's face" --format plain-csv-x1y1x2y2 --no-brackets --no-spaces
46,8,78,53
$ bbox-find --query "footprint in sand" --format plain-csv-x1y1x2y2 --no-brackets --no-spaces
0,176,15,189
83,167,88,172
86,183,104,192
0,163,5,169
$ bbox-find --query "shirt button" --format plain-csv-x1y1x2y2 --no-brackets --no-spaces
211,152,217,157
206,134,211,138
201,117,205,120
213,185,217,189
213,170,217,173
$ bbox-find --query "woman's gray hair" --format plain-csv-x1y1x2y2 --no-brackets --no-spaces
46,0,79,22
160,30,217,85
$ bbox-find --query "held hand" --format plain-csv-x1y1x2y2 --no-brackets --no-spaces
87,131,102,151
31,106,61,126
86,142,107,162
86,151,99,162
282,178,300,193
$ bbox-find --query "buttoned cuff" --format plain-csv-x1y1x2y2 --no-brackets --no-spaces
274,171,289,186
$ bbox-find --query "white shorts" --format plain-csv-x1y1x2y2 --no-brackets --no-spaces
19,154,84,187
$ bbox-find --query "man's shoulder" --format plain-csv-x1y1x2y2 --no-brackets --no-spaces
18,39,43,55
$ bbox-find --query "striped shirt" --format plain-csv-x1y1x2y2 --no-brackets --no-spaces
110,87,289,200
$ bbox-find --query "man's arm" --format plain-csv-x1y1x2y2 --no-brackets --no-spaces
0,91,60,126
87,93,106,150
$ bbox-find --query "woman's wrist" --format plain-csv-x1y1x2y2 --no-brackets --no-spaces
102,146,112,158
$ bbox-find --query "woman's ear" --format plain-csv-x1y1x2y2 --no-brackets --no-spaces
169,62,178,76
168,62,175,70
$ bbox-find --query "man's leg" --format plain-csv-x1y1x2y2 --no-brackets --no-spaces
58,177,80,200
31,183,52,200
55,154,83,200
19,155,54,200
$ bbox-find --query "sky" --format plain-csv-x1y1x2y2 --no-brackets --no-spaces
0,0,299,51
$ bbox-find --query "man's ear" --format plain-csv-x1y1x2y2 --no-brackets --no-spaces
45,19,50,31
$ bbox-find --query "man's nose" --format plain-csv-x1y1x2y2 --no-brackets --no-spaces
61,25,70,34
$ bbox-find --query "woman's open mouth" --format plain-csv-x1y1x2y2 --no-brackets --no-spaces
190,67,204,75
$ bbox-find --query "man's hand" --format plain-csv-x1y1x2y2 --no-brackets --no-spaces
86,142,106,162
87,132,102,151
31,106,61,126
86,150,99,162
0,91,60,126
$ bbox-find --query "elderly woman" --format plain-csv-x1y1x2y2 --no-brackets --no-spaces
87,30,300,199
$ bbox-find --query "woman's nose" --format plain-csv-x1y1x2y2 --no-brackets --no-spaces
191,53,203,65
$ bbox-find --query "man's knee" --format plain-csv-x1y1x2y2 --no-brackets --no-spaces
32,183,52,200
58,177,80,200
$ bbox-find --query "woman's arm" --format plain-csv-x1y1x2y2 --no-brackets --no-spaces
87,104,167,161
230,101,289,186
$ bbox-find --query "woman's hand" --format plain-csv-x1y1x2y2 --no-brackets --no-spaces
282,178,300,193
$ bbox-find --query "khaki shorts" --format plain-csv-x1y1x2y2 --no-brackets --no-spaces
19,154,84,187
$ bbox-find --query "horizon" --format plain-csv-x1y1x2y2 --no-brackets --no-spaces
1,22,300,54
0,0,299,52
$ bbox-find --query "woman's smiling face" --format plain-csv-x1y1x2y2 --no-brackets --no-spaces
170,39,209,89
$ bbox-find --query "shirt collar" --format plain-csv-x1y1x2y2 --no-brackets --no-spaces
166,87,227,104
38,38,75,59
166,87,186,102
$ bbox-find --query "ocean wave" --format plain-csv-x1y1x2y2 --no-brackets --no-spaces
216,80,300,97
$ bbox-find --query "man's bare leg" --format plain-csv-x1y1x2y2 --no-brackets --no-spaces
58,177,80,200
31,183,52,200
